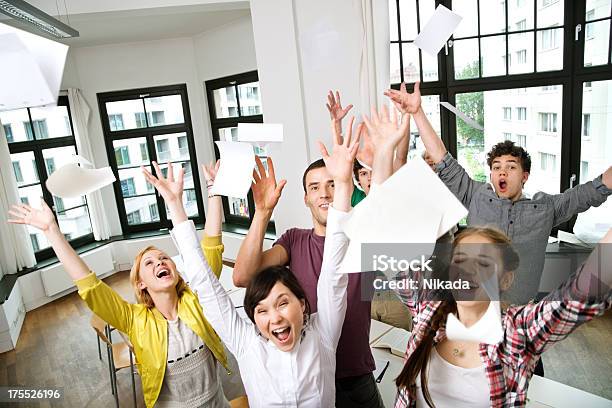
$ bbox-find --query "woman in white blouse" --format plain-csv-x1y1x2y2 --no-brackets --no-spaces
143,118,361,407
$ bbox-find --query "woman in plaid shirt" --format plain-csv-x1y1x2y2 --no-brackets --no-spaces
362,105,612,408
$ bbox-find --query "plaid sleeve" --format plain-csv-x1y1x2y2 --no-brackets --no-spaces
508,268,612,358
390,269,427,317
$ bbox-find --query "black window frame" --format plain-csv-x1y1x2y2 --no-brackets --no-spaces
390,0,612,234
98,84,205,234
205,71,275,233
5,95,95,262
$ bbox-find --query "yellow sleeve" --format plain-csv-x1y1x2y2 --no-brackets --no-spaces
75,272,134,334
200,234,224,279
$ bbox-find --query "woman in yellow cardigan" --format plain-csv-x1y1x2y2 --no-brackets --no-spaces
8,162,232,408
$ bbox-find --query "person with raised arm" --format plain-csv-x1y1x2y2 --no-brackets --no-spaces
7,161,233,408
363,103,612,408
145,118,359,407
385,82,612,304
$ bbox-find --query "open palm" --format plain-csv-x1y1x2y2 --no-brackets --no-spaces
252,156,286,213
318,117,360,184
385,81,421,115
362,105,409,152
326,90,353,121
142,161,184,204
8,199,56,232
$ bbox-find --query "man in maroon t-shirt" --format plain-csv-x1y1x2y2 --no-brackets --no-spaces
233,155,383,405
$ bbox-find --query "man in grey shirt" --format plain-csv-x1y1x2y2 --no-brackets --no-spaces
386,82,612,304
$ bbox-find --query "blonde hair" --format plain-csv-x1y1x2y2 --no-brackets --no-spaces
129,245,187,308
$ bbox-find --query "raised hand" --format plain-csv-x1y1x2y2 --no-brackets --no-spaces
8,198,56,232
362,104,410,153
202,160,221,190
384,81,422,115
326,90,353,122
252,156,287,216
318,116,361,185
142,161,184,204
356,125,374,169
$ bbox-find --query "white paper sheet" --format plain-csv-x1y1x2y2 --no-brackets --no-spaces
413,5,462,57
0,23,68,111
237,123,283,143
446,301,503,344
46,163,116,199
211,141,255,198
440,101,484,131
339,158,468,273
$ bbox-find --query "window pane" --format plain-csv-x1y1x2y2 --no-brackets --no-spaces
17,184,50,251
576,79,612,239
508,32,534,74
213,86,238,118
113,138,150,168
124,195,159,225
158,162,195,190
119,168,154,197
390,43,401,85
57,205,92,240
508,0,534,32
401,43,420,83
452,0,478,38
537,0,564,28
399,0,417,41
218,127,239,142
584,20,610,66
10,151,38,186
154,132,190,163
453,39,479,80
29,105,71,139
481,35,507,77
480,0,506,35
238,82,262,116
105,99,146,131
183,189,199,217
456,86,563,197
418,0,436,34
421,50,439,82
586,0,611,20
144,95,184,127
42,146,77,175
0,108,33,142
228,197,250,218
389,0,398,41
537,28,564,71
409,95,441,158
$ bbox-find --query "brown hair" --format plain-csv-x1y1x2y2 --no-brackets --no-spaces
129,245,187,309
395,226,518,407
486,140,531,173
302,159,326,193
244,266,311,324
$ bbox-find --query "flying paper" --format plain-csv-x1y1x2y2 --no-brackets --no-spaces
339,158,468,273
446,301,503,344
413,5,462,57
440,102,484,131
0,23,68,111
237,123,283,143
211,141,256,198
46,164,116,199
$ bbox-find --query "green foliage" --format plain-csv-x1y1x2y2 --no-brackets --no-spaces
455,61,484,146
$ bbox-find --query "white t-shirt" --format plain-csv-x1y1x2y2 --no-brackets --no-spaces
416,348,489,408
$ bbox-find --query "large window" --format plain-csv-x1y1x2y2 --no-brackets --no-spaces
205,71,274,231
1,96,94,261
390,0,612,234
98,84,204,233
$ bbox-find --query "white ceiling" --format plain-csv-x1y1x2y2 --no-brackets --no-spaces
2,3,250,48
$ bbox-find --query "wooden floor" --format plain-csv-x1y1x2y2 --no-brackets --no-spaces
0,270,610,407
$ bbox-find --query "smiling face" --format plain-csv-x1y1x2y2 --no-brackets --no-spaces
357,167,372,195
137,249,179,294
253,282,306,352
304,166,334,229
490,154,529,201
449,233,514,305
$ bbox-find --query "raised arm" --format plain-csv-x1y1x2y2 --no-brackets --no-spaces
200,160,224,279
232,156,288,287
315,117,359,348
143,162,254,356
326,90,353,142
8,200,133,332
385,82,447,164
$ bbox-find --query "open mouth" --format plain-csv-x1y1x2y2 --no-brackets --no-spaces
498,179,508,192
156,268,170,279
319,203,329,210
271,327,291,343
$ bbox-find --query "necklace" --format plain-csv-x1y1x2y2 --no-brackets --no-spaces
452,347,464,357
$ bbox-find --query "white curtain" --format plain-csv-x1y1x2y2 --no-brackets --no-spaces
357,0,390,110
67,88,111,241
0,120,37,276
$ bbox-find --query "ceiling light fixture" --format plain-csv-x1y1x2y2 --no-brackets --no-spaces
0,0,79,38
